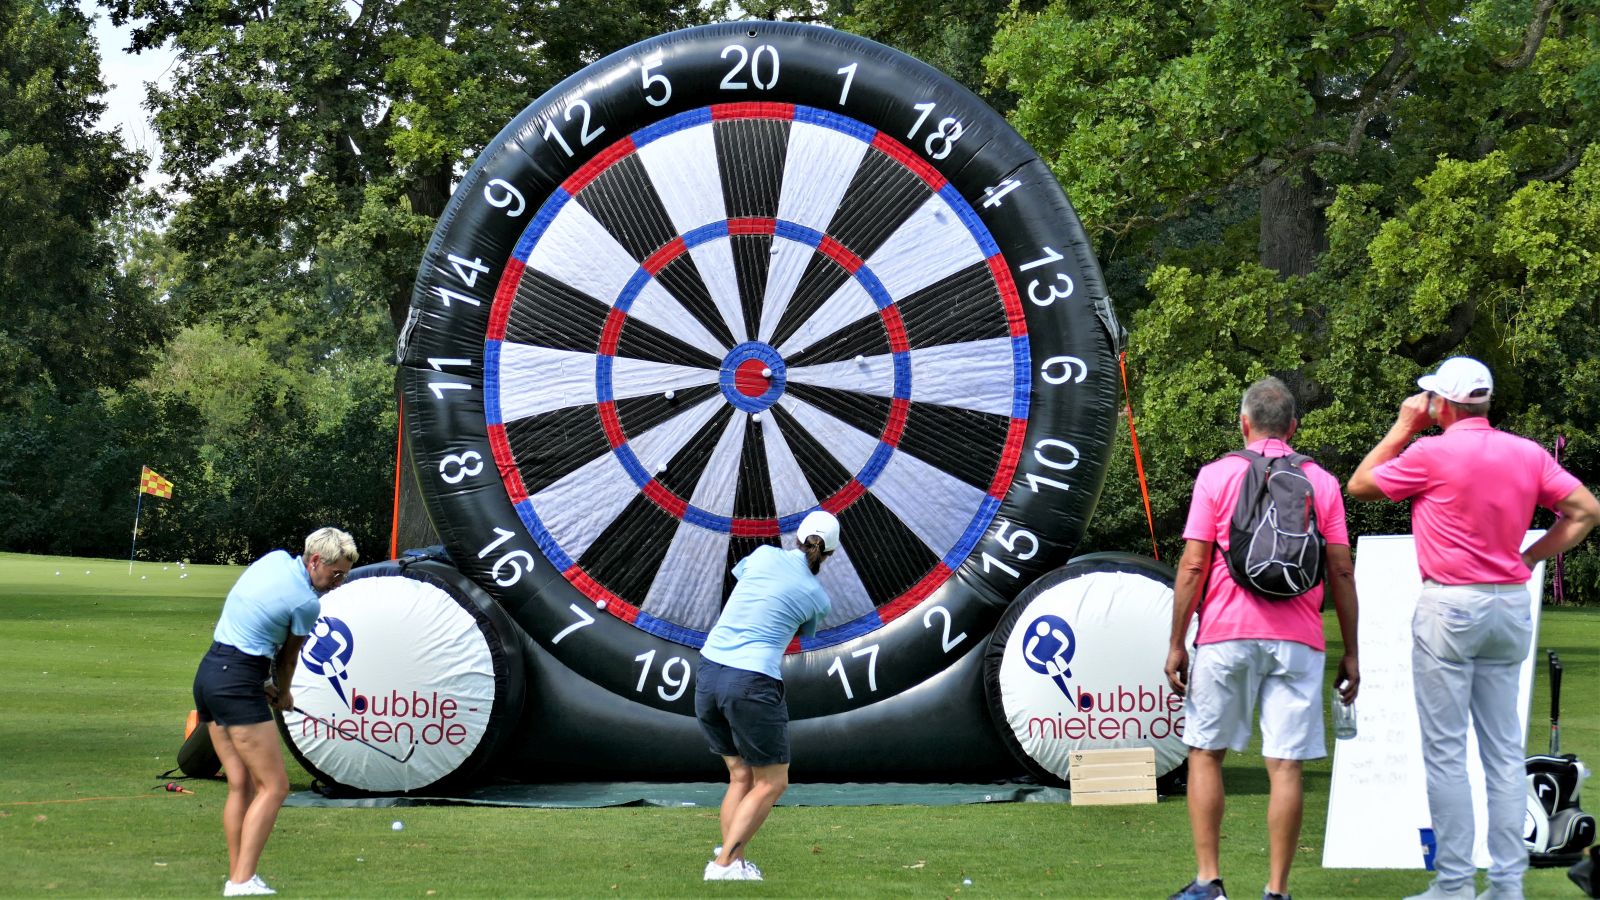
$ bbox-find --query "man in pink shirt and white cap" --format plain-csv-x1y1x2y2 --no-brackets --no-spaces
1349,356,1599,900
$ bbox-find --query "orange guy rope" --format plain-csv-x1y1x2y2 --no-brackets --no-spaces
1119,351,1160,561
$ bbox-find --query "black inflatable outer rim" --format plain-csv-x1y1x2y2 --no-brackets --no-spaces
276,557,526,795
399,21,1121,722
982,551,1180,788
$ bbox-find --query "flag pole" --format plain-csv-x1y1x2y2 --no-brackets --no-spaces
129,474,143,576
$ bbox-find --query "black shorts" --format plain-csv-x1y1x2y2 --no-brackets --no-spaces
694,657,789,767
192,642,273,726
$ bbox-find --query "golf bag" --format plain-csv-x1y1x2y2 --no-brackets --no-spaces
1524,753,1594,866
161,709,222,780
1524,650,1594,868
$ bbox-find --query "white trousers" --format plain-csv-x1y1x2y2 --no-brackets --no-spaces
1412,581,1532,895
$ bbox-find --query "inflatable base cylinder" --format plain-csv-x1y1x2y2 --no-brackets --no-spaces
497,626,1020,781
985,553,1194,786
279,556,524,794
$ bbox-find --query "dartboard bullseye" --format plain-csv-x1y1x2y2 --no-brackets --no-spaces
399,22,1121,726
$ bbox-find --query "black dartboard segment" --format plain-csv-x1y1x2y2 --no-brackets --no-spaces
401,22,1121,719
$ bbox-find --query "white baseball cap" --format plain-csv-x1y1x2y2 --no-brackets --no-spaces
797,510,841,553
1418,356,1493,404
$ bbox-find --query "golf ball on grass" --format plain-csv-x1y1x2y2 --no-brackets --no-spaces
391,821,404,831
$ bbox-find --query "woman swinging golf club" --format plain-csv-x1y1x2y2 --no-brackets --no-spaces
190,527,356,896
695,510,839,882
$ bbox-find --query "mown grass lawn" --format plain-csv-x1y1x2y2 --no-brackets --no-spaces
1,551,1593,897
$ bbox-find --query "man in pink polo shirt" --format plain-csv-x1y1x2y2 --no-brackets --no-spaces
1349,356,1598,900
1165,377,1360,900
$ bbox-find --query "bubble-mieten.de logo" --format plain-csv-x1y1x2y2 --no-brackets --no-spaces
1020,613,1184,742
298,615,474,749
301,617,355,705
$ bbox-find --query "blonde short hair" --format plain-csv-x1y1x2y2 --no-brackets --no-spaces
304,527,358,565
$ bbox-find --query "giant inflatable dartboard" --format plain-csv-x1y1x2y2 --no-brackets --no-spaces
397,22,1120,765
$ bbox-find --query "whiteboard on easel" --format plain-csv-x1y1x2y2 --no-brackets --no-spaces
1321,532,1545,869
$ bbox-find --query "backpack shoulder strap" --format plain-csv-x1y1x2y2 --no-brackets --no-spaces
1235,449,1317,471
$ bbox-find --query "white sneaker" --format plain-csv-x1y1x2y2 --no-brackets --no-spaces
710,847,761,880
222,875,276,896
1403,880,1473,900
704,859,749,881
1475,888,1522,900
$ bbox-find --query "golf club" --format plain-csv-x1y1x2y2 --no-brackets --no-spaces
291,706,416,764
1548,649,1563,756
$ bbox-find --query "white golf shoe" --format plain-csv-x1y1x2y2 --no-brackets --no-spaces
222,875,276,896
704,859,750,881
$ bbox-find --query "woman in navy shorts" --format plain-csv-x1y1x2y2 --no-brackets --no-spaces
192,528,355,897
695,511,839,882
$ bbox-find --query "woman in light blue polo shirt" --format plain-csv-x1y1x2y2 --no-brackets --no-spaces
696,510,837,882
191,527,356,897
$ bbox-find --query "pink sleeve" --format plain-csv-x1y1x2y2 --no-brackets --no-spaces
1371,441,1432,501
1313,468,1350,546
1182,469,1219,543
1538,452,1583,510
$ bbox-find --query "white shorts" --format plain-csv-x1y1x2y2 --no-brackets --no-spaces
1183,639,1326,760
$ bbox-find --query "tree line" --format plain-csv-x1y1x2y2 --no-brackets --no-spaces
2,0,1596,599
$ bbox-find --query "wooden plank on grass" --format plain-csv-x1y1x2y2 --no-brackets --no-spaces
1069,746,1158,807
1071,761,1157,778
1068,748,1153,766
1069,774,1153,791
1071,788,1160,806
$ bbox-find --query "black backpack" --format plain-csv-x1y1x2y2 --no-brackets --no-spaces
1222,450,1326,599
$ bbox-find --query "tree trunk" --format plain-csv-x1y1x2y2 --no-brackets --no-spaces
1259,159,1326,278
388,166,454,333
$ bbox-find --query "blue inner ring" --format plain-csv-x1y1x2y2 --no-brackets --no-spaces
719,342,788,413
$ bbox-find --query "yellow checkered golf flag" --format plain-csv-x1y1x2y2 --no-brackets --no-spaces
139,466,174,499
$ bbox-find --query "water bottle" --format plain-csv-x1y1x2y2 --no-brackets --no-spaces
1333,699,1357,740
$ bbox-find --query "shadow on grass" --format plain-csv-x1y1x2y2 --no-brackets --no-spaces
1215,757,1333,797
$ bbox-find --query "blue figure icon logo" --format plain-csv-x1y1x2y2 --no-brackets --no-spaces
300,616,356,708
1021,614,1092,710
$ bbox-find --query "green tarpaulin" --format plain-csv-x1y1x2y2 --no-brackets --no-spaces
284,782,1071,809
